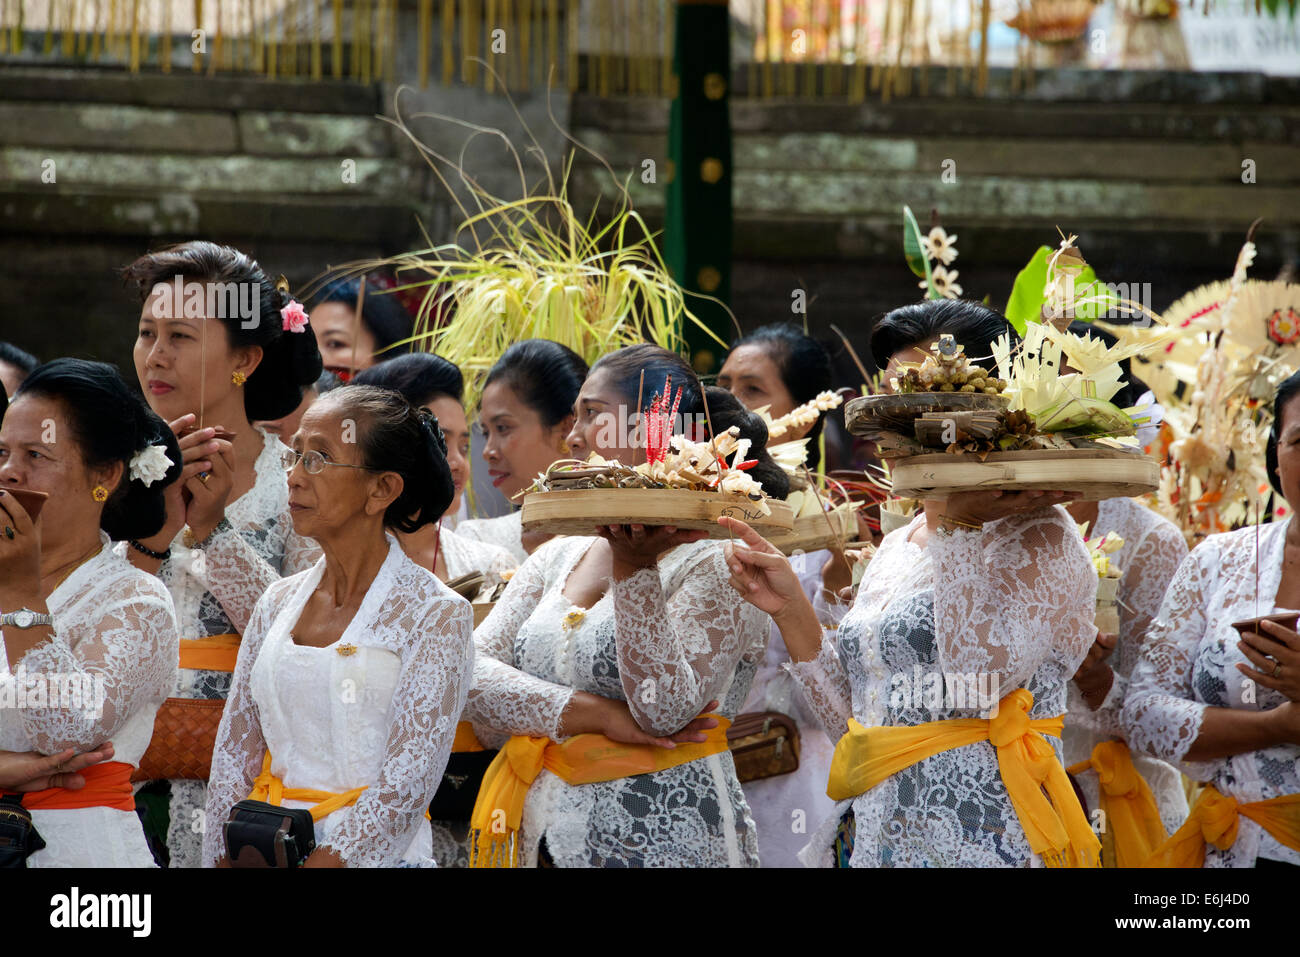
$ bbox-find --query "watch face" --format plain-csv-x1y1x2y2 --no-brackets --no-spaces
13,611,34,628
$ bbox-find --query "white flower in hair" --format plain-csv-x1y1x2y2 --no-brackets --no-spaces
129,444,173,486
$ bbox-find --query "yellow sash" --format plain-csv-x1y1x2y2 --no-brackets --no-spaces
179,633,241,672
247,752,368,822
827,689,1100,867
468,716,732,868
453,721,485,753
1145,783,1300,867
1067,740,1167,868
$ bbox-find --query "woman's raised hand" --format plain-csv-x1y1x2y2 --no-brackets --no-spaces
718,515,806,620
1238,617,1300,704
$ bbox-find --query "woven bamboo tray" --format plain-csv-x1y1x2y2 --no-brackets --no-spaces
765,508,856,554
520,488,794,539
888,448,1158,501
845,392,1009,436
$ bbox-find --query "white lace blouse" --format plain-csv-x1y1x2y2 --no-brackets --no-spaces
1121,517,1300,866
203,536,474,867
1063,497,1189,835
456,511,526,564
787,507,1098,867
134,426,322,867
0,532,179,867
466,534,770,867
439,525,517,586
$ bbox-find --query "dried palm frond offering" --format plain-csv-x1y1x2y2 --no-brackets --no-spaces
1097,224,1300,541
317,98,729,415
520,378,794,538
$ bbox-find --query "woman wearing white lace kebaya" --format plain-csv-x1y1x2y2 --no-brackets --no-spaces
204,386,473,867
724,300,1102,868
1057,323,1189,852
465,345,783,867
457,339,589,563
353,355,516,586
1122,370,1300,869
0,360,182,867
716,323,848,867
121,241,324,868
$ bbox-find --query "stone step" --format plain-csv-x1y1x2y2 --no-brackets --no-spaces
0,147,418,195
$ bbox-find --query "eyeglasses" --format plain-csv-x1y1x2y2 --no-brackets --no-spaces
280,447,374,476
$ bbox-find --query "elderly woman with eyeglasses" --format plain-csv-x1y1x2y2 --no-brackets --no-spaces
204,386,473,867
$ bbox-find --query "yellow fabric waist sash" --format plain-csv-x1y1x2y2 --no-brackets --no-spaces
1145,783,1300,867
247,752,432,826
1067,740,1166,868
828,688,1100,867
179,633,241,672
453,721,485,753
468,715,732,868
247,752,368,822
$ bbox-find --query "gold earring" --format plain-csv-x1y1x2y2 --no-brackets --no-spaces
92,485,109,503
232,371,247,387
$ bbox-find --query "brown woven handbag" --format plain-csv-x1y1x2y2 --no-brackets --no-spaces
726,711,800,783
131,697,227,783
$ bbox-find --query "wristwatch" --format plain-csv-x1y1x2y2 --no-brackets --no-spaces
1,608,53,629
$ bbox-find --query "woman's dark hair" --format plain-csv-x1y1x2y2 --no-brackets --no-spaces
16,358,184,541
484,339,589,428
731,323,834,469
591,343,704,418
702,386,791,499
352,353,464,408
310,277,415,361
870,299,1019,371
590,344,790,498
323,385,455,532
122,241,324,421
1267,369,1300,497
0,341,39,379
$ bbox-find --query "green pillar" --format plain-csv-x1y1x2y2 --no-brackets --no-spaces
665,0,733,377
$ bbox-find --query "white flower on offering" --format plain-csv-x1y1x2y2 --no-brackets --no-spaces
767,438,812,475
128,444,173,486
925,266,963,300
924,227,959,266
766,391,843,440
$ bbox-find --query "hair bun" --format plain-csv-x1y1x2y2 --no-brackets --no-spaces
418,408,447,456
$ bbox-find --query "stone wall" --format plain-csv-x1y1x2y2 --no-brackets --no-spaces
568,66,1300,382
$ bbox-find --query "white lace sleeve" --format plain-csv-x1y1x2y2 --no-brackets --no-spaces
466,544,574,739
1121,547,1212,773
932,509,1096,690
198,517,321,633
202,585,276,867
784,631,854,739
7,589,177,752
1075,517,1188,738
611,545,763,736
321,599,474,868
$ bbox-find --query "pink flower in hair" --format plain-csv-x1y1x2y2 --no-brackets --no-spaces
281,299,309,333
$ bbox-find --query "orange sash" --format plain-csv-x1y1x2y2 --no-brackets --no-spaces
179,633,241,672
7,761,136,812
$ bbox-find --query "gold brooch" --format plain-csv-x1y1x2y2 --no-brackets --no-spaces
336,644,357,657
561,608,586,631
